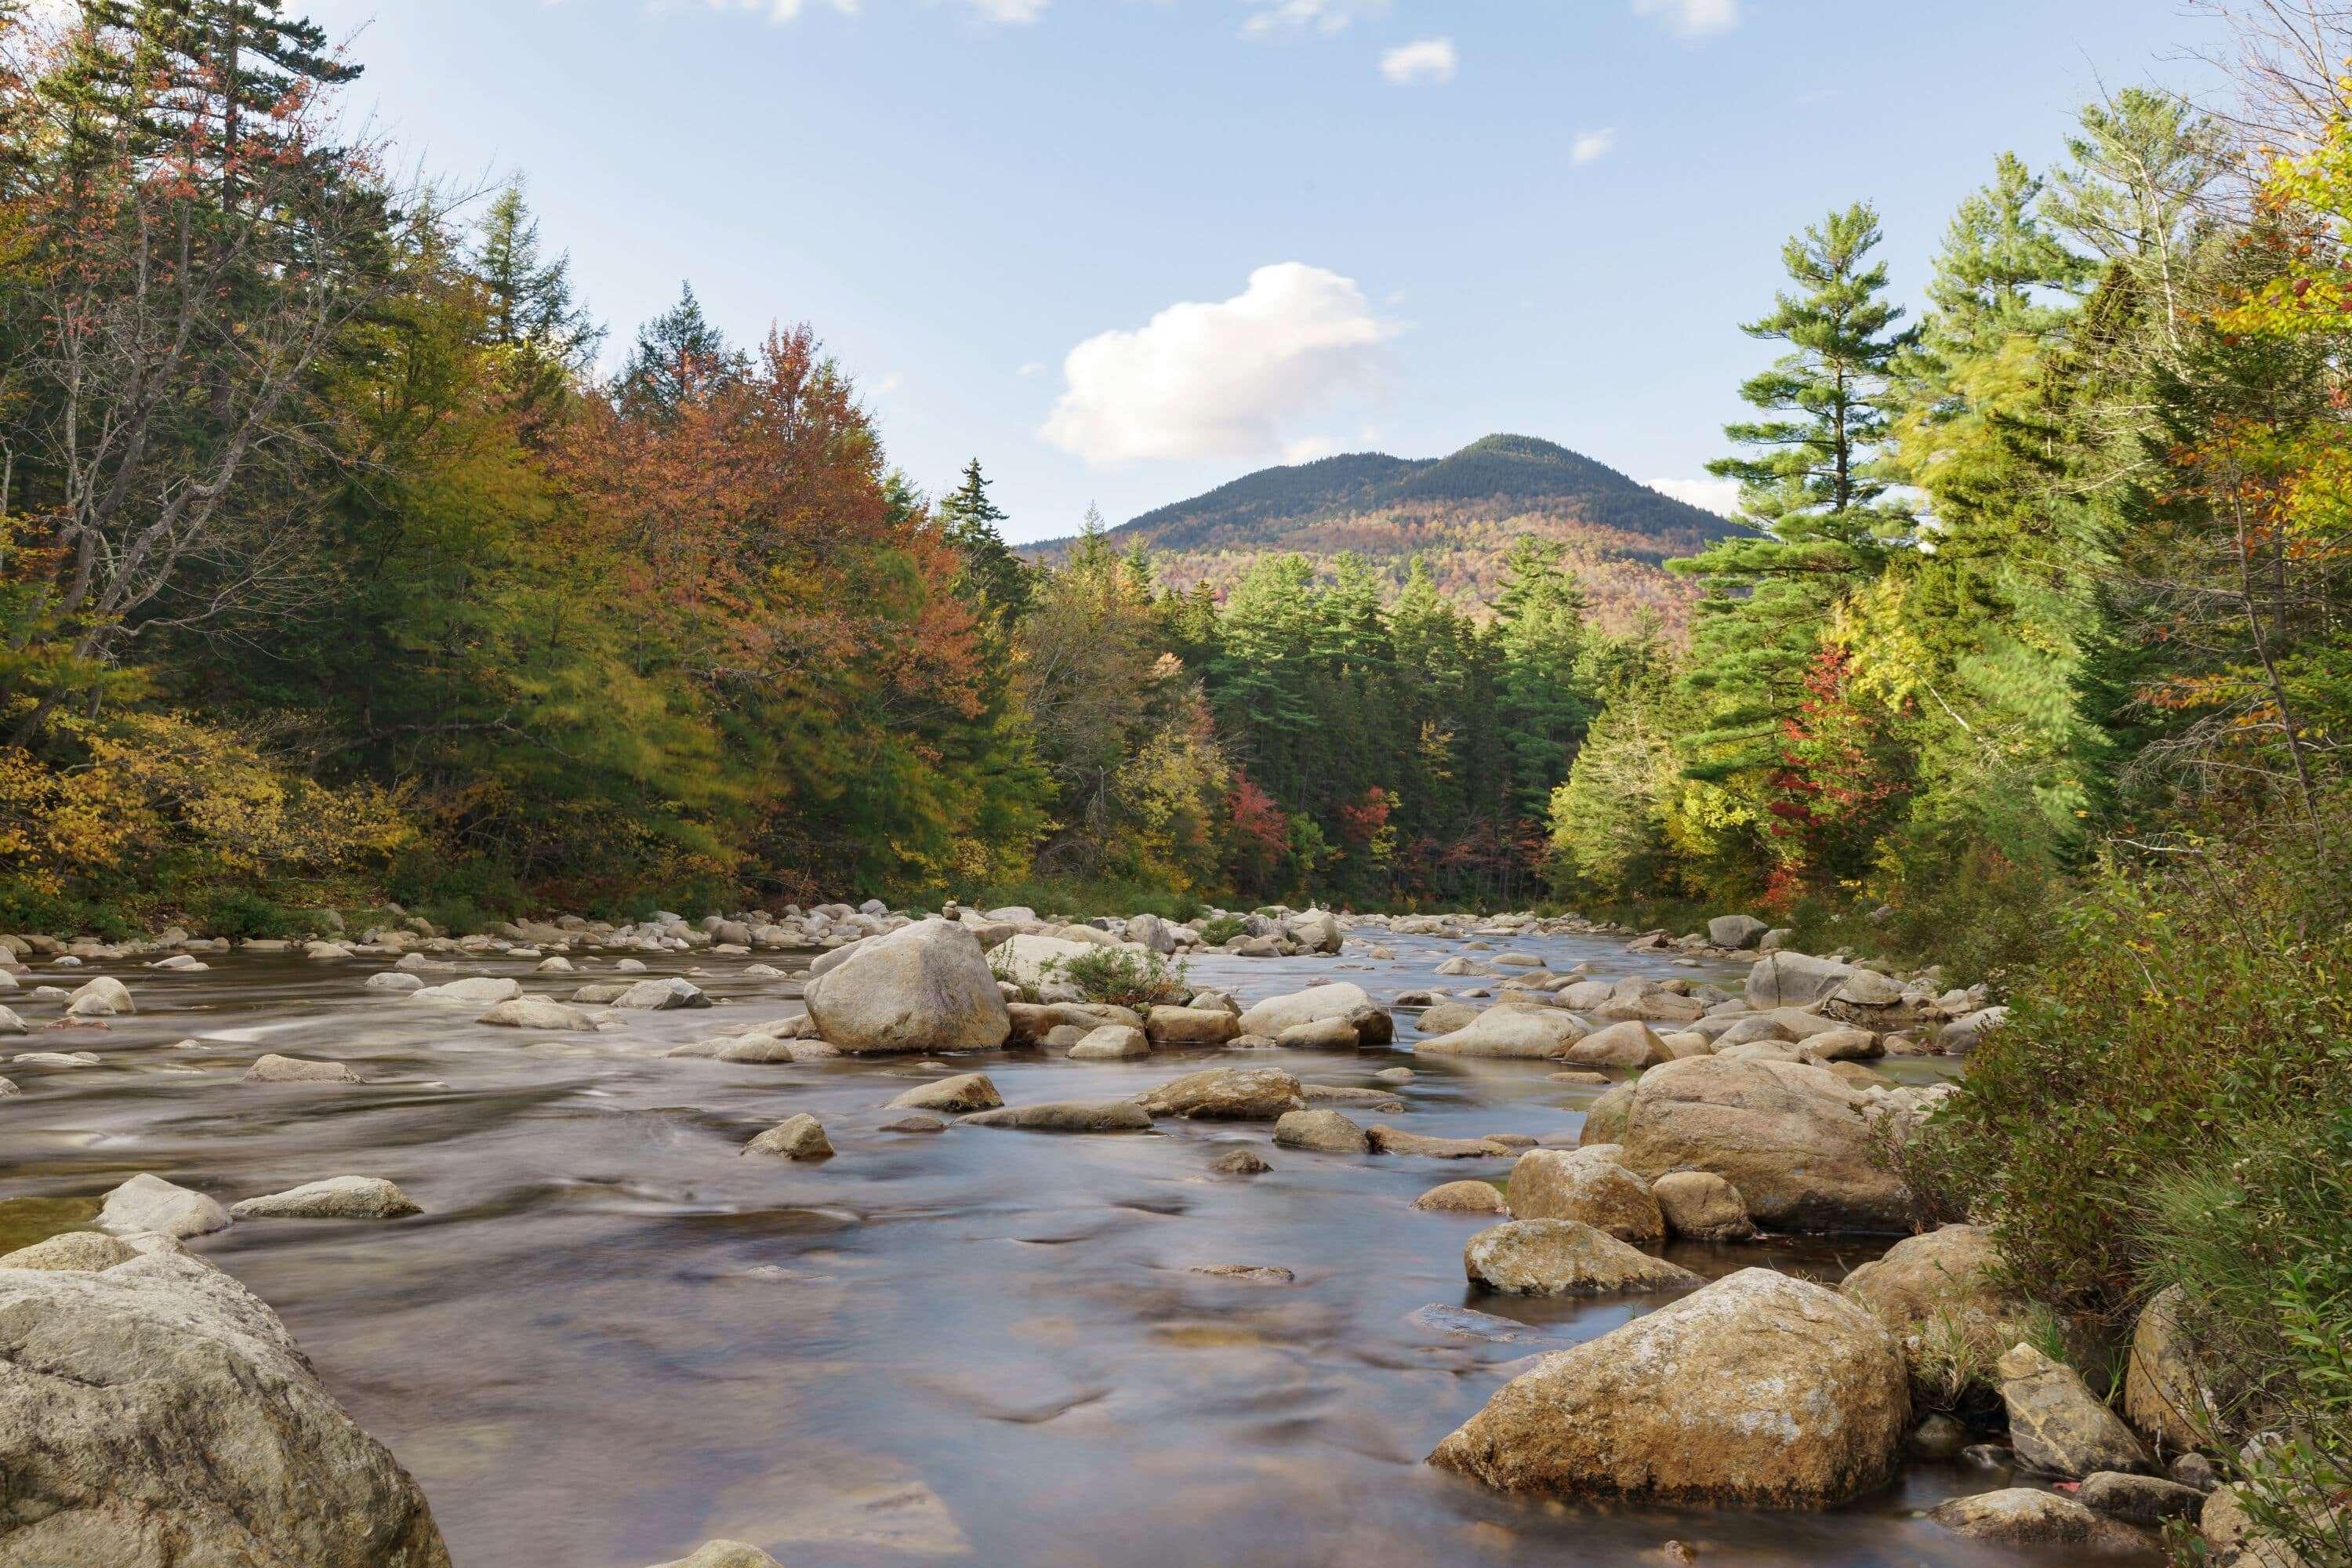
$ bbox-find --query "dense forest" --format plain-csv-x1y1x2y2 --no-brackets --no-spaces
0,0,2347,956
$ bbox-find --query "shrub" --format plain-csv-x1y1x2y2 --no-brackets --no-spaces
1049,945,1190,1009
1905,813,2352,1563
193,887,314,941
1197,913,1247,946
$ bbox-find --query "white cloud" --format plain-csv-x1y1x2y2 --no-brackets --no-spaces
1018,361,1047,377
1241,0,1384,38
1380,37,1456,85
1632,0,1739,38
1041,263,1396,465
1571,127,1617,165
1284,435,1344,463
962,0,1046,20
1648,476,1743,517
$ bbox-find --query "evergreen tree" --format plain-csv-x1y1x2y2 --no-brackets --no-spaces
475,183,601,425
619,282,740,419
938,460,1034,634
1493,535,1593,820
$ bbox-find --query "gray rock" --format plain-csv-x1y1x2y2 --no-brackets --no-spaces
230,1177,421,1221
476,996,601,1030
1744,951,1853,1009
64,976,134,1016
804,920,1011,1054
98,1174,232,1239
1208,1145,1272,1174
407,976,522,1006
0,1248,451,1566
960,1100,1153,1132
363,971,425,993
1707,914,1770,949
612,976,710,1011
1067,1024,1150,1058
643,1544,785,1568
1235,982,1370,1038
1134,1066,1303,1120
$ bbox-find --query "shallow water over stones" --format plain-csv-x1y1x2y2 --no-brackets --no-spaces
0,928,2134,1566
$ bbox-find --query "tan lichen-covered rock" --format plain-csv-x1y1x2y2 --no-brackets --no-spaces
2125,1284,2217,1454
1428,1267,1910,1507
1272,1109,1370,1153
1132,1066,1302,1120
1840,1224,2029,1396
1616,1055,1910,1232
960,1100,1152,1132
742,1114,833,1160
1366,1126,1509,1159
98,1174,231,1240
1461,1219,1700,1298
803,919,1011,1054
643,1543,785,1568
1928,1488,2149,1555
1504,1149,1664,1244
1998,1342,2153,1478
1650,1170,1755,1240
887,1073,1002,1115
1143,1006,1238,1047
1414,1180,1508,1214
1276,1015,1359,1049
0,1231,138,1272
243,1053,364,1083
2201,1484,2324,1568
1066,1024,1150,1058
1559,1020,1671,1069
0,1248,451,1566
1579,1083,1635,1146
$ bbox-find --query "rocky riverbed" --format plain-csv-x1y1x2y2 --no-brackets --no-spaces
0,907,2179,1566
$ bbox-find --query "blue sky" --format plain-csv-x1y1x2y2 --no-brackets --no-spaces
307,0,2222,543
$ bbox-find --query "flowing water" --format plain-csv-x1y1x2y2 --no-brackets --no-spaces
0,931,2146,1567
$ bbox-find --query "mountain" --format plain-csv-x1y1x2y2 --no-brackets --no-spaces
1043,434,1740,633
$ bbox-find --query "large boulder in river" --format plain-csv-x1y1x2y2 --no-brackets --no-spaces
803,920,1011,1054
1617,1055,1911,1232
0,1247,451,1566
1744,951,1854,1010
1417,1006,1586,1060
1285,909,1342,954
1236,983,1370,1039
1929,1489,2148,1555
1428,1267,1909,1506
989,932,1098,1000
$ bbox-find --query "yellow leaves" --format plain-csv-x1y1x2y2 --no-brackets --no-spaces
1,713,412,887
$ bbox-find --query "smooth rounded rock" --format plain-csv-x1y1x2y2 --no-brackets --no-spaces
230,1177,421,1221
1505,1149,1664,1243
1462,1218,1701,1298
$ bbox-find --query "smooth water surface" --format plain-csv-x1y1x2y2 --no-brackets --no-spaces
0,930,2131,1567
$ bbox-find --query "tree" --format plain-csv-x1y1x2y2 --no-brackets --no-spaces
618,282,740,419
475,182,600,429
938,459,1033,635
1493,534,1593,820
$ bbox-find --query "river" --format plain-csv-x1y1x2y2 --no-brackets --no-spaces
0,927,2139,1566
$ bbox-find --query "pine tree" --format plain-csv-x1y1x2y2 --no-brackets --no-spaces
475,183,600,425
1675,203,1916,784
1493,535,1593,820
938,460,1033,634
619,282,741,419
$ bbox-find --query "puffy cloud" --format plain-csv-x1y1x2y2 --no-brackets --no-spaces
1632,0,1740,38
1571,127,1617,165
1240,0,1385,38
1380,37,1457,85
1041,263,1396,465
686,0,1040,23
1647,476,1743,517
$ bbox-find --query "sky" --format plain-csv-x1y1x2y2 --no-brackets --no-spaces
296,0,2226,543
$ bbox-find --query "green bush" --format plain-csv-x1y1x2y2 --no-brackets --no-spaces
1049,945,1190,1009
191,887,315,941
1197,913,1247,946
1905,815,2352,1563
949,876,1207,924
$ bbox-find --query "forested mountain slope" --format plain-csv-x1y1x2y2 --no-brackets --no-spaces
1040,435,1737,630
